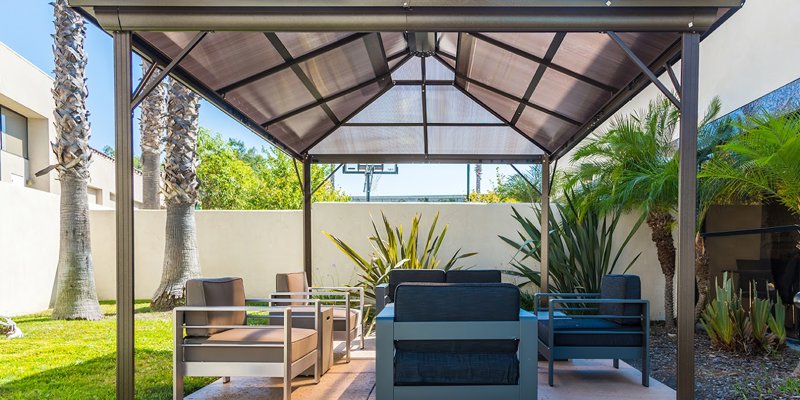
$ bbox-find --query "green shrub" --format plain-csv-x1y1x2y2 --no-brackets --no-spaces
701,272,786,354
324,211,476,331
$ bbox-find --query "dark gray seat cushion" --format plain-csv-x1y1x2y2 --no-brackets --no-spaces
445,269,501,283
393,283,521,385
599,274,642,326
538,318,643,347
387,269,446,302
394,351,519,386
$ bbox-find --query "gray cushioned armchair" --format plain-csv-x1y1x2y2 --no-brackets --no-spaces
174,277,323,400
535,274,650,387
376,283,537,400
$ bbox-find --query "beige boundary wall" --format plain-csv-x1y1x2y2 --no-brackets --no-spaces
1,182,670,320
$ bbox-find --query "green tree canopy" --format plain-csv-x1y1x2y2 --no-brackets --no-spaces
195,128,349,210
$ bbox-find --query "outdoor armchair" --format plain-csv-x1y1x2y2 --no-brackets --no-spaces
535,274,650,387
175,277,323,400
375,269,501,314
376,283,537,400
274,272,365,360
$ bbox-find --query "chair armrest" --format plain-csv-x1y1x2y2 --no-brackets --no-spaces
376,303,395,320
375,283,389,314
533,292,600,312
547,298,650,321
269,291,352,305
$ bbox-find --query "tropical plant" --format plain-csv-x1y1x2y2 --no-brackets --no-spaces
50,0,102,320
495,165,542,204
151,80,201,311
139,61,167,209
701,272,786,354
569,96,721,330
324,212,476,329
500,188,644,296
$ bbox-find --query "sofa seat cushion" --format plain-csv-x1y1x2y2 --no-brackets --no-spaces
331,308,359,332
184,327,317,363
394,350,519,386
538,318,643,347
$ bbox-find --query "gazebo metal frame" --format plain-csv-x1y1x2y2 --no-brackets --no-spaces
67,1,745,399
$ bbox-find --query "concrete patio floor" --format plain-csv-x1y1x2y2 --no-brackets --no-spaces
187,338,675,400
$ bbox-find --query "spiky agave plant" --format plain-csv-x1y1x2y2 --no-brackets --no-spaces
50,0,102,320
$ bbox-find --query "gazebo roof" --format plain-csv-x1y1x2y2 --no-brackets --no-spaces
70,1,742,164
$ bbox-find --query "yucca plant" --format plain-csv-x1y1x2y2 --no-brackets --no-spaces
324,212,476,331
768,296,787,350
700,272,738,350
500,189,644,296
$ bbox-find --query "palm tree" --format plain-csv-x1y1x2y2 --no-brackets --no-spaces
475,164,483,193
151,80,201,311
569,96,720,331
139,61,166,209
50,0,102,320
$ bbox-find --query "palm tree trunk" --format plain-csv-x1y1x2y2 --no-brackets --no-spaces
475,164,482,193
50,0,101,320
694,233,711,321
139,61,166,209
647,211,677,331
151,80,201,311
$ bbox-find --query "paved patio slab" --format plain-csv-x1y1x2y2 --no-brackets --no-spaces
186,338,674,400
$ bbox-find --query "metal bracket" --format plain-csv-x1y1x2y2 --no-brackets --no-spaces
131,31,207,110
607,31,681,108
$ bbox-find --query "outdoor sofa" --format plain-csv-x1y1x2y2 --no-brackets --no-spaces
376,282,537,400
375,269,501,314
535,274,650,387
273,271,364,362
173,277,323,400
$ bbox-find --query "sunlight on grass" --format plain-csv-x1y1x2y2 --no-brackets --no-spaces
0,300,214,399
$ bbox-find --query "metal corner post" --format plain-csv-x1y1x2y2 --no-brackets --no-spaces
677,32,700,400
303,156,313,281
540,155,551,294
113,31,135,400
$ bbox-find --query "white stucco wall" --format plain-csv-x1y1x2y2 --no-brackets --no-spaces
0,182,60,316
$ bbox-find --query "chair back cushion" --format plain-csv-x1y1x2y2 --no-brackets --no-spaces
276,272,309,305
599,274,642,326
393,283,521,386
445,269,501,283
387,269,445,302
186,277,247,337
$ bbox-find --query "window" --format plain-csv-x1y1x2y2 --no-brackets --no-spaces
0,106,29,159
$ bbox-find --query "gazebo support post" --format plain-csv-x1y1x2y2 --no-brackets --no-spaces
113,30,135,400
303,156,313,281
540,155,550,296
677,32,700,400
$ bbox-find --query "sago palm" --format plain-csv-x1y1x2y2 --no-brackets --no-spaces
50,0,102,320
151,80,202,311
139,61,167,209
569,96,720,330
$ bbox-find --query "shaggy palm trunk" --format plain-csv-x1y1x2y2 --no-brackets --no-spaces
51,0,102,320
694,233,711,321
475,164,482,193
647,211,676,331
151,80,201,311
139,61,166,209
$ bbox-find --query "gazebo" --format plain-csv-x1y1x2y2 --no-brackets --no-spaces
67,1,744,399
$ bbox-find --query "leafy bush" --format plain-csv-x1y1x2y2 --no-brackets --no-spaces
701,272,787,354
500,189,643,295
324,212,476,330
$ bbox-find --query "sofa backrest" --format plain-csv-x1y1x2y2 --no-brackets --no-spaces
394,283,519,322
445,269,501,283
275,272,309,305
599,274,642,326
387,269,446,302
186,277,247,337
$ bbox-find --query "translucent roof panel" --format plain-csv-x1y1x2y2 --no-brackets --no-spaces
326,81,389,122
427,86,502,124
458,35,538,99
529,68,611,122
225,68,316,123
428,126,543,156
298,39,377,97
462,83,519,122
516,107,576,151
311,126,424,155
437,32,458,58
381,32,408,59
392,58,422,81
275,32,352,58
349,86,422,124
425,57,454,81
270,106,336,151
482,32,556,60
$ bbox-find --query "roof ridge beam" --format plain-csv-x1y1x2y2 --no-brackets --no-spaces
469,32,617,93
218,32,369,94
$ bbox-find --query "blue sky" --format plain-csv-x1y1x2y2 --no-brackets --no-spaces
0,0,530,196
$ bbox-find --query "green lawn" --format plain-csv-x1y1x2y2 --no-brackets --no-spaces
0,301,215,399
